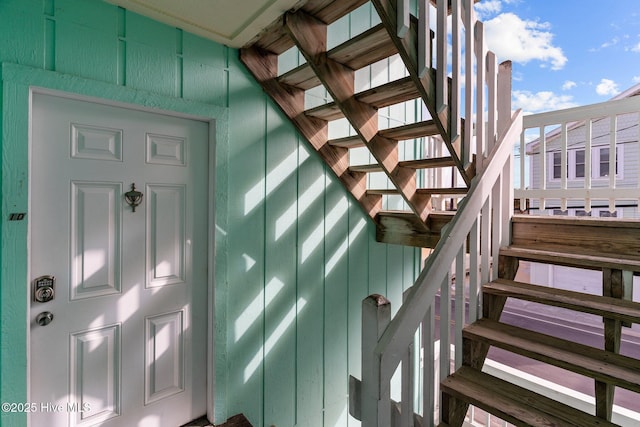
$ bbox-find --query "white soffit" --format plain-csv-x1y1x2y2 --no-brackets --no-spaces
105,0,303,47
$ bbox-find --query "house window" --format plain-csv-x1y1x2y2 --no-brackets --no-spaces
548,146,622,181
596,147,620,178
552,152,562,179
574,149,585,178
552,209,592,217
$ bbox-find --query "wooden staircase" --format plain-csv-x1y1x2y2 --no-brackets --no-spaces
240,0,488,248
440,215,640,427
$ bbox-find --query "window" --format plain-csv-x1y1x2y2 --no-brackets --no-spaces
599,210,618,218
552,152,562,179
595,147,620,178
575,149,585,178
552,209,593,217
548,146,622,181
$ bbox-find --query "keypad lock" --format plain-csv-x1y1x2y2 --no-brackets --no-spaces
33,275,55,303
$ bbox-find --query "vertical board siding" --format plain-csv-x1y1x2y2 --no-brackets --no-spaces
225,63,268,424
263,106,298,427
0,2,419,427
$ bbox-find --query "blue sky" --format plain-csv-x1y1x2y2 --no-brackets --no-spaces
475,0,640,113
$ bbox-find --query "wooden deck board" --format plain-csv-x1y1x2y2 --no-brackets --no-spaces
464,318,640,393
485,278,640,324
379,120,440,140
442,367,618,427
399,157,456,169
500,245,640,272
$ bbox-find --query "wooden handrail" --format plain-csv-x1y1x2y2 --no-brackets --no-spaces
360,111,522,426
378,109,522,382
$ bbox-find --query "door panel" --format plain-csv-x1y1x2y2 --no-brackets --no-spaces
70,182,122,299
30,93,209,427
145,310,185,405
146,184,186,288
69,324,121,425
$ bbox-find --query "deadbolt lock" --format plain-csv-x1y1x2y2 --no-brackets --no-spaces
33,275,55,303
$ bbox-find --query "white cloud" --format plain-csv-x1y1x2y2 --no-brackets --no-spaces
474,0,503,19
591,37,620,52
630,42,640,52
562,80,577,91
633,76,640,83
484,13,567,70
596,78,619,96
513,90,577,114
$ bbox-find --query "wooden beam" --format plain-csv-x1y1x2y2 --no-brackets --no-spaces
239,46,382,218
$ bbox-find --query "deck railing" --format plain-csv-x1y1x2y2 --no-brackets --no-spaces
516,95,640,214
354,1,523,425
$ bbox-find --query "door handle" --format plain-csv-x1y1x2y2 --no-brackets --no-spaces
35,311,54,326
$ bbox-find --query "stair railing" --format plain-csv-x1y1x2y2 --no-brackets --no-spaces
355,0,523,415
355,108,522,426
356,108,523,425
516,94,640,214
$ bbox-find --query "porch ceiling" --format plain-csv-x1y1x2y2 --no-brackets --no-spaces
104,0,305,47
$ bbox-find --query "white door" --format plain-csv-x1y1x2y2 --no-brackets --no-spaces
30,93,209,427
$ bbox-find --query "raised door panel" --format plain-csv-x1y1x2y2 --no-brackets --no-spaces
70,182,122,300
69,324,121,426
145,310,185,404
146,184,186,288
71,123,123,162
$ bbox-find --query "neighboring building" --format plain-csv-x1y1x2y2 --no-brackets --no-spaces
524,83,640,219
520,84,640,319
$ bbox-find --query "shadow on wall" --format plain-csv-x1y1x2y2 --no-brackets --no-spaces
219,111,416,427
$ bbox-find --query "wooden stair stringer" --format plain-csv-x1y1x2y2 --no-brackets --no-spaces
370,0,471,187
239,46,382,219
284,9,434,225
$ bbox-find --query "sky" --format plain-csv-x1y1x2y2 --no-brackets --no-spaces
474,0,640,114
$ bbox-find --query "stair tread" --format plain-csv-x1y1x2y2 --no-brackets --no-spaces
349,163,383,173
485,278,640,324
378,120,440,140
278,23,396,90
357,76,421,108
367,188,400,195
349,158,455,174
330,23,397,70
305,77,422,121
510,216,640,268
416,187,467,195
501,244,640,272
465,318,640,393
378,209,453,218
327,135,364,148
399,157,456,169
442,366,618,427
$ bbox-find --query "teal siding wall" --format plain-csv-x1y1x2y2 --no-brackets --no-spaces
0,1,420,426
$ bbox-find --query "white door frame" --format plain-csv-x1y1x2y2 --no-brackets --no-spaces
26,86,218,425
